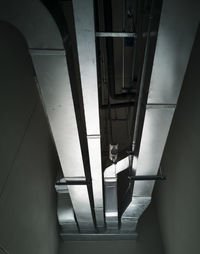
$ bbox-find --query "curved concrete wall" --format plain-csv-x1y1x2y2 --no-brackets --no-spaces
0,23,60,254
155,25,200,254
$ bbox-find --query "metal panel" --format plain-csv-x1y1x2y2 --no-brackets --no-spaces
122,0,200,232
104,179,118,229
87,136,104,227
68,185,95,232
32,54,94,231
135,106,175,175
121,197,151,232
133,106,174,197
56,185,78,233
104,164,118,229
31,54,85,177
104,163,118,229
73,0,100,136
0,0,95,235
104,157,130,229
148,0,200,104
73,0,104,228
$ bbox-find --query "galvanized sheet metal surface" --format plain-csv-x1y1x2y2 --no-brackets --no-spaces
122,0,200,232
68,185,95,232
73,0,104,228
73,0,100,136
148,0,200,104
32,54,85,177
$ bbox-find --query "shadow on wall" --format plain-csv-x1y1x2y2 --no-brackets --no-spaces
154,25,200,254
0,22,60,254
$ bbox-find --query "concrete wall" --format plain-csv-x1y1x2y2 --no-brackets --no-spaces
0,23,60,254
59,203,164,254
154,26,200,254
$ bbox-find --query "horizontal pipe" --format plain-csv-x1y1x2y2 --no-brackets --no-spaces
96,32,156,38
56,180,91,186
130,175,166,181
96,32,136,38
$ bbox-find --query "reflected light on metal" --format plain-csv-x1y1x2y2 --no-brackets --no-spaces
132,156,138,172
104,157,130,229
0,0,95,234
121,0,200,233
72,0,104,228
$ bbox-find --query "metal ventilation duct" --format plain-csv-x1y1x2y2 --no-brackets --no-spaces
104,157,129,229
104,0,200,233
72,0,104,229
56,184,77,233
0,0,95,233
121,0,200,231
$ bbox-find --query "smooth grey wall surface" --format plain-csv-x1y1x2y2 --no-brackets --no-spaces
0,23,60,254
154,25,200,254
59,203,164,254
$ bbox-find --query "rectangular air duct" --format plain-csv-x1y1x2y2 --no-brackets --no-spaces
32,52,95,232
72,0,104,229
121,0,200,231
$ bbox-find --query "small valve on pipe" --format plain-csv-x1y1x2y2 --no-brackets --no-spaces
109,144,118,164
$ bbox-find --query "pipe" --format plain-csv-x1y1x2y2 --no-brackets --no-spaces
131,0,154,152
55,181,90,186
130,175,166,181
